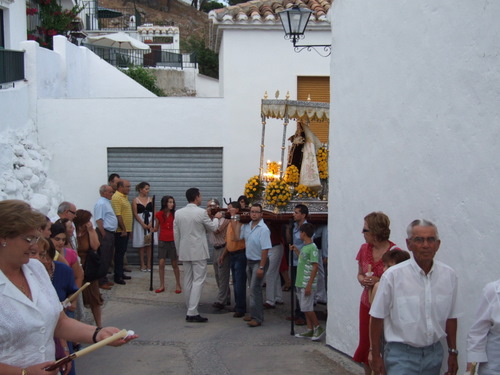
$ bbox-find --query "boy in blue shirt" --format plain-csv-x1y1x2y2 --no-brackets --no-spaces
290,222,325,341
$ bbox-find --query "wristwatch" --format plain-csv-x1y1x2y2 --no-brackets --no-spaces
448,348,459,355
259,266,264,270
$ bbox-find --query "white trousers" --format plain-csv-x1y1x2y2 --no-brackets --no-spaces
265,244,283,304
183,260,207,316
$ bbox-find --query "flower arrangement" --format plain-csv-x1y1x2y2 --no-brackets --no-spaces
244,175,264,203
317,146,329,180
267,161,280,176
284,165,299,185
295,184,318,199
265,179,292,207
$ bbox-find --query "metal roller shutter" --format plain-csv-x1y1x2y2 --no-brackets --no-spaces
107,147,223,209
107,147,223,265
297,76,330,143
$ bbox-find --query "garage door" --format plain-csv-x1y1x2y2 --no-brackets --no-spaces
107,147,223,210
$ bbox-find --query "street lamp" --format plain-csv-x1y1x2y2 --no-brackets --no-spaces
278,5,331,57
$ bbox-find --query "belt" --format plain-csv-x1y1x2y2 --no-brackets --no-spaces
214,243,226,250
229,249,245,255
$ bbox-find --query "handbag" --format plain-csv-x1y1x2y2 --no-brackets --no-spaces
144,233,152,246
83,248,108,282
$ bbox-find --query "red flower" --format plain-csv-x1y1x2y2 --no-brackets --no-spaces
26,7,39,15
47,29,58,36
28,34,38,40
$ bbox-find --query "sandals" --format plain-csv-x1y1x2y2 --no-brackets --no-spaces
155,288,165,293
175,289,182,294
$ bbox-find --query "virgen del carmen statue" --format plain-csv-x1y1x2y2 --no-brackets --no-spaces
221,90,329,226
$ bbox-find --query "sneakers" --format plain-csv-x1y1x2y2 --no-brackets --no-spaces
295,330,313,338
311,326,325,341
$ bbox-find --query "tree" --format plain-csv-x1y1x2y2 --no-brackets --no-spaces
183,36,219,79
200,0,225,12
228,0,247,5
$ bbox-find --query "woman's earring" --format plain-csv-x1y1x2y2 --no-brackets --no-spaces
1,242,6,247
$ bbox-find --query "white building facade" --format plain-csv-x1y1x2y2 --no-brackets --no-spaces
327,1,500,372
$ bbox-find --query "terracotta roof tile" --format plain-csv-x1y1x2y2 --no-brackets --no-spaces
210,0,332,24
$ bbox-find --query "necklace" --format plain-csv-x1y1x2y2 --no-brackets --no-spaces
10,272,32,300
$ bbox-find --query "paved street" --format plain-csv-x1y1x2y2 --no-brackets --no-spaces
77,265,363,375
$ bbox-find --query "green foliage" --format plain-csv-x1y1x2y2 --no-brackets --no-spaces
121,66,165,96
182,36,219,79
228,0,247,5
200,0,225,12
27,0,83,49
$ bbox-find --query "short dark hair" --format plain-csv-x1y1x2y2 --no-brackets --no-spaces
228,201,240,209
251,203,263,212
299,222,315,238
382,249,410,265
108,173,120,183
186,188,200,203
295,204,309,216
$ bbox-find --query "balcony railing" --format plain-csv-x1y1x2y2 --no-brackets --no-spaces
0,49,25,85
85,44,197,69
80,0,141,31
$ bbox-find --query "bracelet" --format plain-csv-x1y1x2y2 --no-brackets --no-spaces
92,326,103,343
448,348,459,355
63,346,70,351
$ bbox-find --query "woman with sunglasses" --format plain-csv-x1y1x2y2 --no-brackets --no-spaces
0,200,137,375
353,211,399,375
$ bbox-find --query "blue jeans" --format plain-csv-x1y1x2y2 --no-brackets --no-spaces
114,232,129,280
384,341,443,375
247,259,268,323
230,251,247,313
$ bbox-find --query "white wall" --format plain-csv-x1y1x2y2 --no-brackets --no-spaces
20,37,156,99
0,83,30,130
37,97,228,212
195,74,219,98
327,0,500,370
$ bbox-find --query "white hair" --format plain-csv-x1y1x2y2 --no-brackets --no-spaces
406,219,440,239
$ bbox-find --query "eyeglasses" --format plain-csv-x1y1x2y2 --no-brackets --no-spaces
250,210,262,214
362,229,370,233
411,237,438,245
68,210,76,215
22,236,40,245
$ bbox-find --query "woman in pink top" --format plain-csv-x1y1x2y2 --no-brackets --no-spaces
353,212,398,375
152,195,181,294
50,223,84,288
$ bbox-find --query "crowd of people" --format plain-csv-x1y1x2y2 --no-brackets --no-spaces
1,172,499,375
0,199,136,375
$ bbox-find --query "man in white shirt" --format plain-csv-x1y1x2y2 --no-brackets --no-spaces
369,219,459,375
